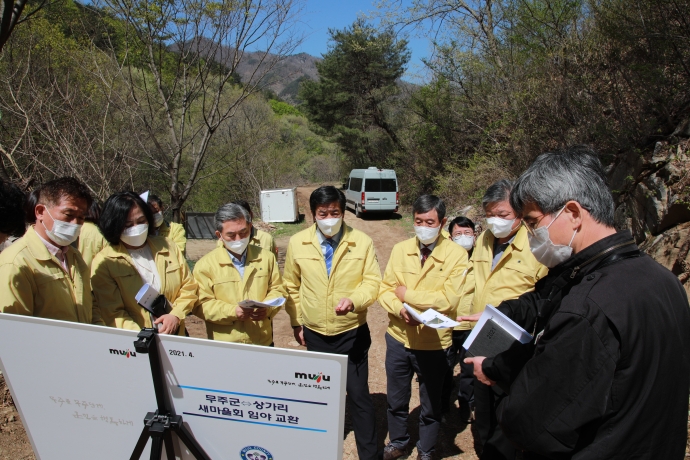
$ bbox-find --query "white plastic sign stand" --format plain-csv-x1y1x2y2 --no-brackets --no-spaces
0,315,347,460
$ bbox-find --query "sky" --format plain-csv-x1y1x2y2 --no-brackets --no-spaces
292,0,433,82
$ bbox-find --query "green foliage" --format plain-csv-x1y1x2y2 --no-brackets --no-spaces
299,19,410,168
269,99,302,116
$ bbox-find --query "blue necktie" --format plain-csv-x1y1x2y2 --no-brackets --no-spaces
325,239,335,276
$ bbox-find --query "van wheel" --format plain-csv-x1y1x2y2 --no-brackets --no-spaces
355,205,362,218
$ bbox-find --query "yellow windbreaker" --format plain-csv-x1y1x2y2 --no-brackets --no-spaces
157,221,187,256
215,227,277,255
379,236,468,350
76,221,107,270
90,236,198,335
456,226,548,330
0,226,95,323
193,245,286,346
284,224,381,336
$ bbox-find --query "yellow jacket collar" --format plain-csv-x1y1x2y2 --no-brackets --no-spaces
101,236,170,260
215,244,263,266
404,235,449,262
301,222,355,247
25,226,54,262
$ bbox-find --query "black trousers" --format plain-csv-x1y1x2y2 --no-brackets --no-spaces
304,324,378,460
442,329,475,408
385,333,451,455
474,380,516,460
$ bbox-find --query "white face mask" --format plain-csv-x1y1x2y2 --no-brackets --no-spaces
453,234,475,251
120,223,149,247
223,236,250,255
42,208,82,246
414,225,441,245
528,207,578,268
486,216,516,238
316,217,342,237
153,211,165,228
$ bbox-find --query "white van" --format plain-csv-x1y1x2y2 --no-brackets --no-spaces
344,167,399,217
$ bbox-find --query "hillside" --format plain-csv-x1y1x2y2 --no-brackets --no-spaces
235,51,320,103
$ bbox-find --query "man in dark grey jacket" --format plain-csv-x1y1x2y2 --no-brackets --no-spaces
462,146,690,459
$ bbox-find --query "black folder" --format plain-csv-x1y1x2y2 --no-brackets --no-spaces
466,318,519,358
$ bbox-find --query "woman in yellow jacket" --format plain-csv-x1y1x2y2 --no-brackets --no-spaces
91,192,198,335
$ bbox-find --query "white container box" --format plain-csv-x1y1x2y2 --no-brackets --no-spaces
260,187,299,222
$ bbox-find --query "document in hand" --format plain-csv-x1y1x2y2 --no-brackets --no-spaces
238,297,286,309
403,303,460,329
462,305,532,357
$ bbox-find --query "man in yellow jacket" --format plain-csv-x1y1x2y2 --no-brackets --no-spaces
379,195,468,460
457,179,547,460
148,194,187,256
0,177,97,324
194,203,286,346
284,186,381,460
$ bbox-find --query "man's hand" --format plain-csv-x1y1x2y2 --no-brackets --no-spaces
458,312,482,323
235,306,267,321
399,307,421,326
292,325,306,346
335,298,354,316
153,314,180,335
464,356,496,386
395,285,407,302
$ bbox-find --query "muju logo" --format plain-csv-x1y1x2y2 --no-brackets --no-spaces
294,371,330,383
109,348,136,358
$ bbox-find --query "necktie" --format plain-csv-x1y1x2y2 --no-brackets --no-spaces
325,239,335,276
421,246,431,268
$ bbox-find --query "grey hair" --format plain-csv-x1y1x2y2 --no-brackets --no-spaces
482,179,514,209
509,145,615,226
215,203,252,232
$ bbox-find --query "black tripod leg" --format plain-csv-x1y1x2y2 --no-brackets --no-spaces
176,424,212,460
163,430,176,460
150,435,164,460
130,427,151,460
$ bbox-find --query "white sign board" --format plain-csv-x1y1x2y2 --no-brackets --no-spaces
0,315,347,460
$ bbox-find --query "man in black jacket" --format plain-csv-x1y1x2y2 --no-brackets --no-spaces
462,146,690,459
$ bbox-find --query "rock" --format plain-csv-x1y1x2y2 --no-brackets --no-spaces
7,415,14,423
609,139,690,243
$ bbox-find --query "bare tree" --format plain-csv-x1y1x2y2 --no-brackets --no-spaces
101,0,303,221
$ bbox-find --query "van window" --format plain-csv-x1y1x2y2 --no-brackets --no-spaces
349,177,363,192
364,179,397,192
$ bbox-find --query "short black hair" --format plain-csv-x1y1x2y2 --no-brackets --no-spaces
310,186,345,215
38,177,93,209
0,178,27,237
448,216,475,234
412,195,446,221
25,189,40,225
85,200,102,224
232,200,252,215
147,194,164,209
99,191,154,245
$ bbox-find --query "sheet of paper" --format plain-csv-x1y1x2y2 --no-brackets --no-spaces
135,283,159,310
403,303,460,329
463,304,532,350
238,297,286,309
